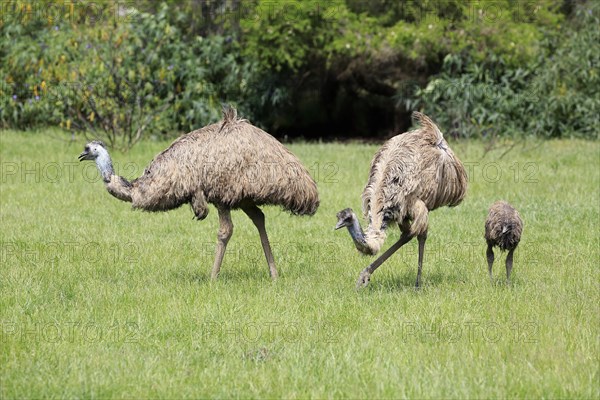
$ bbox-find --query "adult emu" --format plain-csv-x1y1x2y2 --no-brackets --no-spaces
78,107,319,280
335,112,467,288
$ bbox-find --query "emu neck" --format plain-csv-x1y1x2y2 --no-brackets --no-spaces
95,149,114,183
345,217,371,254
95,148,133,202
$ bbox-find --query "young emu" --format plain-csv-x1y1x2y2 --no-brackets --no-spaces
485,201,523,283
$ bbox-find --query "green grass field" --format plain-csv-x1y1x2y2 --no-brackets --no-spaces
1,130,598,398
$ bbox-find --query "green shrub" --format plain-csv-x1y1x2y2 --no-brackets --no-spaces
65,4,261,149
1,2,261,149
238,0,568,136
407,2,599,139
1,0,590,141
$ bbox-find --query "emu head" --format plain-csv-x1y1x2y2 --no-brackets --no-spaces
78,140,108,161
78,140,113,182
335,208,356,230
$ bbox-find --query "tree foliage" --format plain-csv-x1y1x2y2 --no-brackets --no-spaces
409,2,599,139
1,2,260,149
1,0,596,143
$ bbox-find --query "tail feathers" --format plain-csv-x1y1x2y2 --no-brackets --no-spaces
219,105,243,132
222,104,237,122
412,111,443,143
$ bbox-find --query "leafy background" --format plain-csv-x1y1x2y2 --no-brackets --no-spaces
1,0,598,148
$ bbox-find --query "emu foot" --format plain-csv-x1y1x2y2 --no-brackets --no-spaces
269,268,279,281
356,270,371,288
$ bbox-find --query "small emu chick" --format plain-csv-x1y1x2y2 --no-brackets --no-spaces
485,201,523,283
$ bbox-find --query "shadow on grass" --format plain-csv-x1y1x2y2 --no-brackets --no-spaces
170,269,210,284
488,275,521,288
171,265,277,285
363,269,468,292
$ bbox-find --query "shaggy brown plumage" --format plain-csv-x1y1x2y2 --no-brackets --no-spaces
335,112,468,288
485,200,523,283
79,107,319,280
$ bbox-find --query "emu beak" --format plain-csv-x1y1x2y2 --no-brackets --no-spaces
334,220,345,230
78,151,88,161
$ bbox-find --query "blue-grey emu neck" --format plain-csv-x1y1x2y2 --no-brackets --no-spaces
94,147,114,183
335,208,380,255
345,216,371,254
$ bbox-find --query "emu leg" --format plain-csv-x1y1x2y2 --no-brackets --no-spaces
506,249,515,284
486,244,495,282
357,232,413,288
242,204,278,280
416,234,427,288
211,207,233,280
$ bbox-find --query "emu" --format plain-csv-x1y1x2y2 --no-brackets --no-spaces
485,200,523,283
336,112,467,288
78,107,319,280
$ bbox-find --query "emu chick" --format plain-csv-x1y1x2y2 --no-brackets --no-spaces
485,201,523,283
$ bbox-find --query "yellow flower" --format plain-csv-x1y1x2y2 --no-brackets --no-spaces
89,112,95,122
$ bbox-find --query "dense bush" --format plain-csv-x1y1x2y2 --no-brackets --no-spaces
1,2,261,149
409,2,599,139
1,0,596,142
238,0,572,137
64,4,262,149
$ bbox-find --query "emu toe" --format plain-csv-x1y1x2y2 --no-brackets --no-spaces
356,270,371,289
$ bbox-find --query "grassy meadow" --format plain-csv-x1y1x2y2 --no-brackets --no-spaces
1,130,598,398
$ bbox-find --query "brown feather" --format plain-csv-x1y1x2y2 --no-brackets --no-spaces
110,109,319,216
360,112,468,252
485,201,523,251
